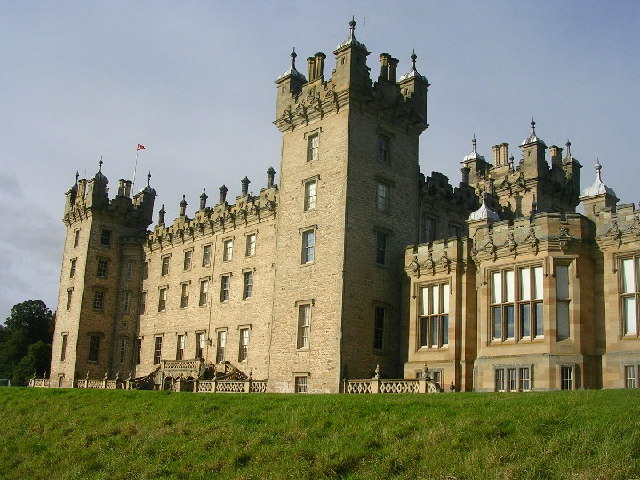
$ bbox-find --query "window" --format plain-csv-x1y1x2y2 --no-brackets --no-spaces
419,283,450,348
304,180,317,211
243,271,253,299
180,283,189,308
245,234,256,257
100,229,111,246
297,304,311,349
74,230,80,247
494,366,532,392
60,334,68,361
158,288,167,312
376,182,390,212
421,216,436,243
449,224,462,238
142,262,148,280
140,291,147,315
134,338,142,365
373,307,385,350
199,280,209,306
223,239,233,261
154,336,163,364
176,335,185,360
216,331,227,363
625,365,638,389
620,257,639,336
561,365,575,390
161,256,170,276
195,332,205,361
307,133,319,162
66,289,73,310
239,328,249,362
375,232,388,266
220,275,230,302
202,245,212,267
70,258,76,278
123,291,131,314
96,259,108,278
125,261,133,280
88,335,100,362
93,290,105,310
119,339,126,364
491,266,543,342
519,267,544,339
301,229,315,264
295,375,309,393
377,135,390,164
556,265,570,339
183,251,192,271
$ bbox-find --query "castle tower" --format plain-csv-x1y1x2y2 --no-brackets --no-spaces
269,19,429,392
50,164,155,387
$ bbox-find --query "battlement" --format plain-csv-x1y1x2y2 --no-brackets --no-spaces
63,165,156,229
146,168,278,250
274,19,429,133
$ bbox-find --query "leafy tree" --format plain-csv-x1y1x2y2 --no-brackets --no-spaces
12,341,52,383
0,300,53,381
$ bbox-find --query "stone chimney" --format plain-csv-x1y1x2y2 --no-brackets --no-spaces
219,185,228,204
158,204,165,225
179,195,187,217
388,57,399,82
241,176,250,196
492,145,500,166
267,167,276,189
314,52,326,80
199,189,208,210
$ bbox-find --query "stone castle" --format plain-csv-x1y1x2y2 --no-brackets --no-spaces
49,21,640,393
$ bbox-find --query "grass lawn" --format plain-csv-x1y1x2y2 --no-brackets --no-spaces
0,387,639,479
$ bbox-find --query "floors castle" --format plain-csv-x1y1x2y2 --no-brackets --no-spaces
49,21,640,393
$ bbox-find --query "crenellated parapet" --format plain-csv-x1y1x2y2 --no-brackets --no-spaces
146,173,278,252
405,237,471,279
274,19,429,134
63,164,156,230
592,203,640,251
460,125,582,221
468,213,592,265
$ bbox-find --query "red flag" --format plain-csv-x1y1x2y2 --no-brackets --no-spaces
137,144,146,151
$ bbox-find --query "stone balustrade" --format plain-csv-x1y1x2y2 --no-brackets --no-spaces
346,378,440,394
195,379,267,394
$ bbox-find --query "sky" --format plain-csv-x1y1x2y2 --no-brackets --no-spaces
1,1,639,321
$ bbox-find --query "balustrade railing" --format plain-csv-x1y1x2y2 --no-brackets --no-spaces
346,377,440,394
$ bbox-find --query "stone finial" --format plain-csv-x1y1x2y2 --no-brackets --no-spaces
179,195,187,217
219,185,228,204
348,15,356,41
290,47,297,70
411,49,417,71
199,189,208,210
565,139,572,157
241,176,251,196
267,167,276,188
158,204,165,225
373,363,381,379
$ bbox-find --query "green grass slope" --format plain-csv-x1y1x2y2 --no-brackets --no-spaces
0,388,639,479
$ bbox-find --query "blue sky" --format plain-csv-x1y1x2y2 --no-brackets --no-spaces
1,1,638,320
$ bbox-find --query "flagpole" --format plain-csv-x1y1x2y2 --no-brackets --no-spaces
132,149,139,190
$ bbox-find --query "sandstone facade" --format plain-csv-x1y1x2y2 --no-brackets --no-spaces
50,22,640,393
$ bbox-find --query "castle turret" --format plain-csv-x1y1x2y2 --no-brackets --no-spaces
580,160,619,218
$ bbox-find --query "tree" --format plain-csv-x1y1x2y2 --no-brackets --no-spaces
0,300,53,381
12,341,52,383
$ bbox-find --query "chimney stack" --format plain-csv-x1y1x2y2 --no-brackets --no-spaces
219,185,228,204
158,204,165,225
307,57,316,81
267,167,276,189
179,195,187,217
199,189,208,210
314,52,326,80
388,57,399,82
241,176,250,196
379,53,390,81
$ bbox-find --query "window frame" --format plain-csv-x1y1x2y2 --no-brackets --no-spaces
220,275,230,302
202,244,212,267
238,327,250,362
494,365,533,392
624,364,639,389
158,287,167,312
375,231,388,266
88,334,101,363
176,334,185,360
307,133,319,162
377,134,390,164
489,265,544,343
419,282,450,349
96,258,108,278
375,181,390,213
180,283,189,308
199,279,209,307
60,334,68,362
92,290,105,311
153,336,163,365
297,303,311,350
373,306,386,351
294,374,309,393
301,228,316,265
304,179,317,211
245,234,256,257
619,256,640,338
70,258,77,278
99,228,112,247
183,250,193,271
222,239,233,262
216,330,227,363
243,271,253,300
161,256,170,276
